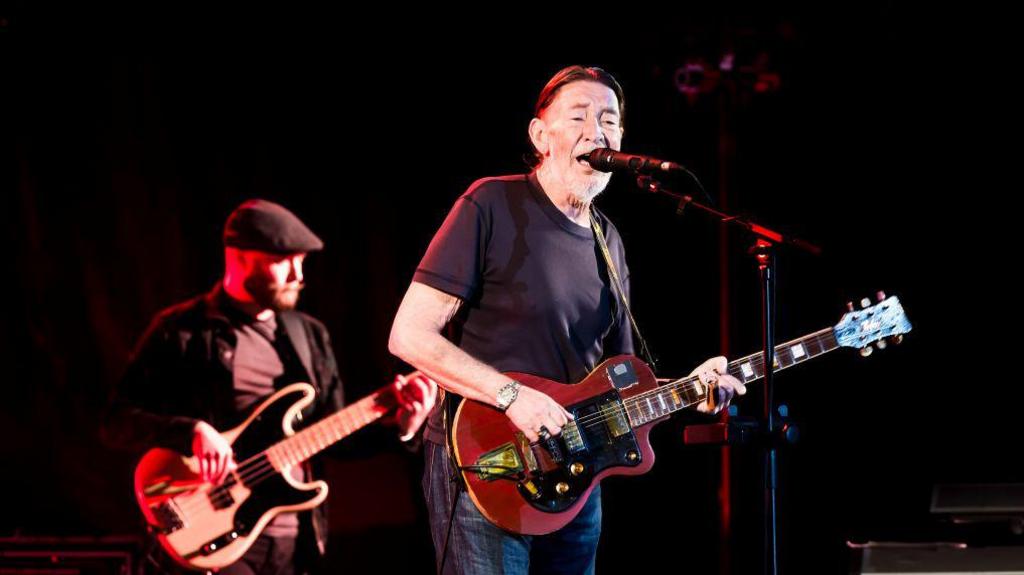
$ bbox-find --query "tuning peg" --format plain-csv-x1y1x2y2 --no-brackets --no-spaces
860,297,872,309
891,335,903,345
876,339,888,350
876,290,887,302
860,345,874,357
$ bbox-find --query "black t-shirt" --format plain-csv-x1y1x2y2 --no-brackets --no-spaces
413,172,635,444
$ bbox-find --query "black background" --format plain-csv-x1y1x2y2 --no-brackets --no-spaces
3,6,1015,573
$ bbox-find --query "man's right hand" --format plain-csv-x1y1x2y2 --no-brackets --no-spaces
192,421,236,485
504,385,573,443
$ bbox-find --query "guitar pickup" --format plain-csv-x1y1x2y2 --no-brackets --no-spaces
604,400,631,439
207,484,235,510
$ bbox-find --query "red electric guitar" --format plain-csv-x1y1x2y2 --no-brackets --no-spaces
452,294,912,535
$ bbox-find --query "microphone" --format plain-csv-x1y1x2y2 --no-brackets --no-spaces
579,148,683,174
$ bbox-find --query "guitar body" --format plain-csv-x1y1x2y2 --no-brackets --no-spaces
453,355,662,535
134,383,328,571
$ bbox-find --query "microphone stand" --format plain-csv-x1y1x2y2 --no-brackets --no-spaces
635,175,821,257
634,174,820,575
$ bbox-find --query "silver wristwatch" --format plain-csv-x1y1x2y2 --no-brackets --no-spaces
495,380,521,411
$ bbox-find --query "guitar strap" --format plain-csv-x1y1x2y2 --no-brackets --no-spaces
589,209,658,372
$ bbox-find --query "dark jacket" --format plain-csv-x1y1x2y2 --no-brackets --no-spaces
102,284,345,566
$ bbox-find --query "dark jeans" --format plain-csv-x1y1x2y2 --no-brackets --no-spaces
423,441,602,575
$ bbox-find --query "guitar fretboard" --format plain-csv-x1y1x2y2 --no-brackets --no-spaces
623,327,839,426
264,389,395,471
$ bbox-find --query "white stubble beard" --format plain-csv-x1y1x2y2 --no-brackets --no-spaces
567,171,612,207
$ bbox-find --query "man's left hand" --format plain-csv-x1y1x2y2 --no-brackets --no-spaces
691,356,747,415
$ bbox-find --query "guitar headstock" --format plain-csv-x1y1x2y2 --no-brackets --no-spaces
833,291,912,356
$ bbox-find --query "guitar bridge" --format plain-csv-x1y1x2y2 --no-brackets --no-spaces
152,500,185,534
562,421,586,454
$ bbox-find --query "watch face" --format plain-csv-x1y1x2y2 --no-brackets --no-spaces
498,382,518,408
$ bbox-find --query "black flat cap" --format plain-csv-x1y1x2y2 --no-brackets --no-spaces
223,199,324,253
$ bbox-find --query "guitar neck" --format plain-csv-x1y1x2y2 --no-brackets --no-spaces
265,387,397,469
624,327,839,427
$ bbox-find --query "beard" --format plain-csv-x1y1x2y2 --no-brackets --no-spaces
244,275,304,311
567,171,612,206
